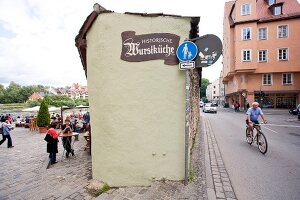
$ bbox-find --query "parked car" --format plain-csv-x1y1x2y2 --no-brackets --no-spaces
203,103,217,113
199,101,204,107
289,107,299,115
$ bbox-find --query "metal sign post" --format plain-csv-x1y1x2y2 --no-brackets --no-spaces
177,40,198,186
184,70,190,186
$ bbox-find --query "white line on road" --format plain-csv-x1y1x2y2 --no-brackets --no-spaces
262,126,278,133
263,124,300,128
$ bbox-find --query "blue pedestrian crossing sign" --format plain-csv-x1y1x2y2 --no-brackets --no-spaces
176,41,198,62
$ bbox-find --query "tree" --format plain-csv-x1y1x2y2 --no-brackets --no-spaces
37,100,50,127
0,84,4,102
200,78,210,99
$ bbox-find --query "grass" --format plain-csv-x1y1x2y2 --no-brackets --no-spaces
95,183,110,196
0,103,26,110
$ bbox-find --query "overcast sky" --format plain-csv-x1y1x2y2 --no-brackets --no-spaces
0,0,229,87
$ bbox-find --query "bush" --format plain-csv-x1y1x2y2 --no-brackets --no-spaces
27,100,41,107
37,100,50,127
224,103,229,108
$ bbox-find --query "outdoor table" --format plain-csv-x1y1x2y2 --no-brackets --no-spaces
59,132,79,160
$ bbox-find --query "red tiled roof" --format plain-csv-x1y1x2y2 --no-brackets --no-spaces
28,92,43,100
224,1,236,26
257,0,300,21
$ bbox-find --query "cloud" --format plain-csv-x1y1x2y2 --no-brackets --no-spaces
0,0,227,87
0,0,92,87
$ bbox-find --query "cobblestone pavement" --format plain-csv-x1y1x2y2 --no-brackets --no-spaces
203,116,237,200
0,127,93,200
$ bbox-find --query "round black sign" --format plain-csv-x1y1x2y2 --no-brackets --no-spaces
194,34,222,67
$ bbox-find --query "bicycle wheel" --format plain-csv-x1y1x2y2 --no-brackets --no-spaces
257,132,268,154
245,127,253,145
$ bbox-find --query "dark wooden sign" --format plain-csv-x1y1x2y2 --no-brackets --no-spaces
121,31,180,65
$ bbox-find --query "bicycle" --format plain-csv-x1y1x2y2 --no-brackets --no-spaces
245,123,268,154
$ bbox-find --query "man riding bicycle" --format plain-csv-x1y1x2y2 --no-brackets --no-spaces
246,102,267,130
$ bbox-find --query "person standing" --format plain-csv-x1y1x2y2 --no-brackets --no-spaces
44,128,59,164
0,119,14,148
297,103,300,121
61,119,74,158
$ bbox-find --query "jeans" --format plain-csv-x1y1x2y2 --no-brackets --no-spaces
0,134,13,148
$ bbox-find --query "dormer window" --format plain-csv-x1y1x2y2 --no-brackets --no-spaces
269,3,284,16
241,4,251,16
268,0,275,6
274,6,282,15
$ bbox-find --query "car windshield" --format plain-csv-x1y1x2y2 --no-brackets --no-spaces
205,103,216,107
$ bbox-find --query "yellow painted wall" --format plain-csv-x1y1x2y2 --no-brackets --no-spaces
86,12,192,186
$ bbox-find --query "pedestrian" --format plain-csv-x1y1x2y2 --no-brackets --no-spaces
236,101,240,112
44,128,59,164
61,119,74,158
0,118,14,148
297,103,300,121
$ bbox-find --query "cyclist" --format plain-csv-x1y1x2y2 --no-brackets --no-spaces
246,102,267,131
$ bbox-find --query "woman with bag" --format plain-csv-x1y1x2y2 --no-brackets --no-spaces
44,128,59,164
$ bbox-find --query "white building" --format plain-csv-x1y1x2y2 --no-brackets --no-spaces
206,84,213,102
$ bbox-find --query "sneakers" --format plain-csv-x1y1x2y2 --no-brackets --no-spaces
8,146,14,148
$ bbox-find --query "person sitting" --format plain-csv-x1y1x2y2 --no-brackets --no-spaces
61,119,74,158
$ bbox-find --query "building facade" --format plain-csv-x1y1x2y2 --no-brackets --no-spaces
206,83,213,102
223,0,300,109
75,5,199,186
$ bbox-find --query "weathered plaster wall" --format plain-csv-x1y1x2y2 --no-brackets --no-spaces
86,12,191,186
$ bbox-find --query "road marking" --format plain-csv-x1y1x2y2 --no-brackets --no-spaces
263,124,300,128
262,126,278,133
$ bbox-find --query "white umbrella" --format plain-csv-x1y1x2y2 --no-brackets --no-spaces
76,105,89,108
48,106,60,112
22,106,40,112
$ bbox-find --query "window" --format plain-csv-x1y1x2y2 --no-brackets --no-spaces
263,74,272,85
274,6,282,15
242,49,251,61
241,4,251,15
282,73,292,85
242,28,251,40
268,0,275,5
278,25,288,38
278,48,288,60
258,28,267,40
258,50,268,62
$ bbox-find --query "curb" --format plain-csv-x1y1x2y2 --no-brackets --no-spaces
203,116,237,200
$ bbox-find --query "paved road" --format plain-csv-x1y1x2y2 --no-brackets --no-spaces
202,108,300,200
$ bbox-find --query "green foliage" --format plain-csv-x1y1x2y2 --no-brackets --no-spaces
37,100,50,127
95,183,110,196
74,98,89,106
200,78,210,98
0,82,89,107
224,103,229,108
27,100,41,107
0,82,46,103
